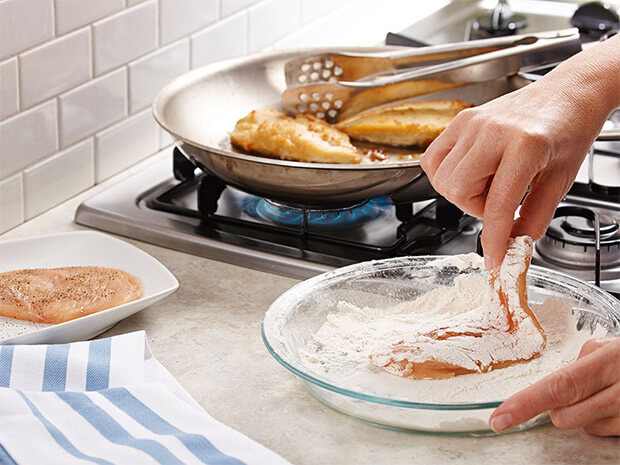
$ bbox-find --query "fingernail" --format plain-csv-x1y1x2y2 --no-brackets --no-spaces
484,256,496,271
490,413,513,432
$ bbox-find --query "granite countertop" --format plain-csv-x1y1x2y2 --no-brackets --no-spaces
2,153,618,465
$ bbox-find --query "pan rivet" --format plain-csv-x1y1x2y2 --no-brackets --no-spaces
324,92,333,101
321,101,330,110
324,59,334,69
299,93,309,102
310,72,319,81
321,69,331,79
301,63,311,72
328,109,337,118
309,103,319,112
297,105,306,113
334,99,343,109
311,92,321,101
334,66,343,76
312,61,322,70
316,112,325,119
328,76,337,82
298,75,307,83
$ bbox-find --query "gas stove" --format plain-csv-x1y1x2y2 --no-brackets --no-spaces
75,140,620,294
76,147,481,280
75,1,620,297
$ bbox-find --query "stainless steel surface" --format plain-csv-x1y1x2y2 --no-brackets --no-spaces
283,30,576,86
283,30,580,120
282,29,581,121
345,30,579,87
399,0,581,44
153,46,535,205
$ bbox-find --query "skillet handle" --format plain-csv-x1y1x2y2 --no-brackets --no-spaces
390,172,439,204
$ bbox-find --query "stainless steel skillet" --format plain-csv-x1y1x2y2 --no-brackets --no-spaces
152,47,531,206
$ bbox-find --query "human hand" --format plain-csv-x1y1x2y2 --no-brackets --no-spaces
420,36,620,270
489,337,620,436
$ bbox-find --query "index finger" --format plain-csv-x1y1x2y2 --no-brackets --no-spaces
480,153,534,270
489,346,618,432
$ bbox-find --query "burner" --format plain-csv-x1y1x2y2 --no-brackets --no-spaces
561,214,618,238
243,196,390,231
536,207,620,270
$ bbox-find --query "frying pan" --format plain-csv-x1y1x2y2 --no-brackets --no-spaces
152,47,532,206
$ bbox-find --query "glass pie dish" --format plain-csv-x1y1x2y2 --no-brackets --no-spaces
262,256,620,436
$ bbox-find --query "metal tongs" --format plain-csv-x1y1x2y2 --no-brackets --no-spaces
282,29,582,122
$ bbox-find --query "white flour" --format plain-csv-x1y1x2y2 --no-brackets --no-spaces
299,251,604,404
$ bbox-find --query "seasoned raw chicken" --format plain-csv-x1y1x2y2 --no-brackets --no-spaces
370,236,547,379
231,108,361,164
336,100,472,147
0,266,144,324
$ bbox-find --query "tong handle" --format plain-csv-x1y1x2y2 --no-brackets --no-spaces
340,28,578,61
340,30,581,89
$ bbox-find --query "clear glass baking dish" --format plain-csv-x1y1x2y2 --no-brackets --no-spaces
262,256,620,436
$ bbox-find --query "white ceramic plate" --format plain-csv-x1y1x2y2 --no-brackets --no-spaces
0,231,179,344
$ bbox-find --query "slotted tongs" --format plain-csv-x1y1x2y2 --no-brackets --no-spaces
282,29,581,122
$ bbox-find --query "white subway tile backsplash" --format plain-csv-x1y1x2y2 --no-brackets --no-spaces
159,0,218,46
0,100,57,179
93,1,157,75
191,11,247,68
0,173,24,233
0,0,385,230
221,0,257,18
23,139,94,219
129,39,189,113
19,28,91,109
95,109,159,182
59,68,127,148
301,0,345,24
0,59,19,119
55,0,124,36
248,0,301,52
0,0,53,60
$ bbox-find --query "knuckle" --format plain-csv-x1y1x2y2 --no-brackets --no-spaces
548,370,582,406
441,180,468,202
453,108,475,124
549,408,576,430
518,129,552,155
483,198,510,222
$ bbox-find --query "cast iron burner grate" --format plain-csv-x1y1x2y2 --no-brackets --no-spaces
144,148,475,266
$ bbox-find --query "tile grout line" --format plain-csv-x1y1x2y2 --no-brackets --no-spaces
51,0,57,38
156,0,161,48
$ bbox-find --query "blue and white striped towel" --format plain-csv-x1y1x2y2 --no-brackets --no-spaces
0,331,291,465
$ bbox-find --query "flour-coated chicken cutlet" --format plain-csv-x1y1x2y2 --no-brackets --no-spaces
231,108,361,164
336,100,473,147
0,266,144,324
370,236,546,379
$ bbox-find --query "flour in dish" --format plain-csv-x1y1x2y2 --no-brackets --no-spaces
299,253,604,403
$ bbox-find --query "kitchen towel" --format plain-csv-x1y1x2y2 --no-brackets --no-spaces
0,331,291,465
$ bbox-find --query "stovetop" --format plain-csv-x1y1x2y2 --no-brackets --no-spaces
75,151,483,280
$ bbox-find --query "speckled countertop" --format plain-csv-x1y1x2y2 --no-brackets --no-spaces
2,153,618,465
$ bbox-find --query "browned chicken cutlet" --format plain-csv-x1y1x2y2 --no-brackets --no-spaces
336,100,473,147
230,108,361,164
0,266,144,324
